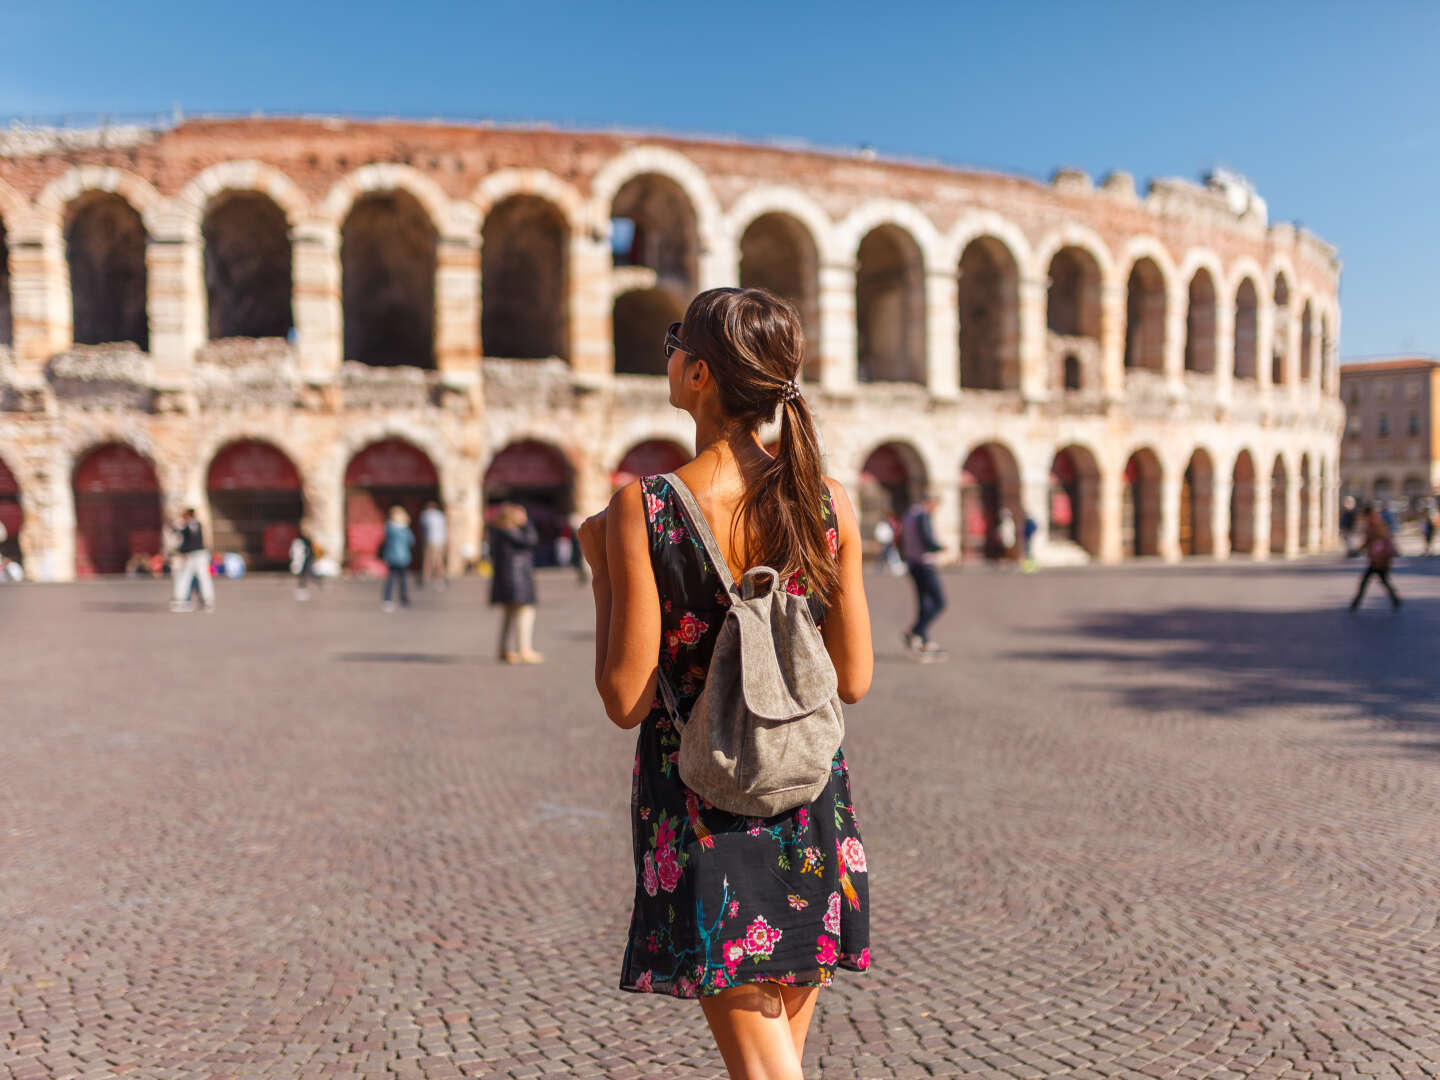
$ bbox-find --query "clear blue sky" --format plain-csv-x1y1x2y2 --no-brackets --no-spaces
4,1,1435,358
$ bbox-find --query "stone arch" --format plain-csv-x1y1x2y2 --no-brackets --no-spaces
344,437,442,575
943,214,1031,283
37,166,164,232
207,439,305,571
317,164,455,237
1271,271,1292,386
176,160,309,238
612,438,691,488
1048,445,1101,557
341,188,437,368
202,190,294,341
1042,239,1105,391
725,186,836,260
858,441,928,546
483,437,576,567
1184,268,1218,374
474,169,588,233
834,199,945,270
1231,450,1256,556
738,211,821,380
1123,255,1168,373
1034,225,1115,290
591,145,722,261
1180,448,1215,555
960,441,1023,562
609,170,701,375
1122,447,1163,557
957,235,1020,391
64,191,149,349
1233,276,1260,380
481,193,570,361
71,442,164,576
1270,453,1289,555
1299,298,1315,383
855,223,926,384
1373,475,1395,504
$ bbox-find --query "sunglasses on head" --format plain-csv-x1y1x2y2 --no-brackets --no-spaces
664,321,689,360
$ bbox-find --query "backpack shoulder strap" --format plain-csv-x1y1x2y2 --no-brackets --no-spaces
660,472,736,594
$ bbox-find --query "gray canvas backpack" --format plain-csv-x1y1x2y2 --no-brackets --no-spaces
656,473,845,818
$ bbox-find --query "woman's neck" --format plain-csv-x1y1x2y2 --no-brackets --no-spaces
692,413,767,488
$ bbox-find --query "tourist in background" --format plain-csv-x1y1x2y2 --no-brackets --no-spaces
419,500,447,589
289,529,317,601
900,492,946,658
490,503,541,663
1350,505,1401,611
1022,509,1039,573
1423,507,1435,555
170,508,215,614
1339,496,1358,557
380,506,414,612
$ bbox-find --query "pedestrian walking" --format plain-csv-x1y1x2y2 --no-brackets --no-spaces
1424,509,1435,555
169,508,215,613
289,529,316,601
1022,509,1039,573
900,492,946,657
419,500,447,589
380,506,414,612
996,507,1018,567
1339,496,1358,556
577,287,871,1079
1350,506,1401,611
489,503,541,663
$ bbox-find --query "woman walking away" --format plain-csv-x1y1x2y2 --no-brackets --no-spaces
380,506,414,612
579,288,873,1080
1350,504,1401,611
490,503,541,663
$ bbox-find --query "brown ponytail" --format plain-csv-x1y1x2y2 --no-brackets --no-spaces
679,287,840,603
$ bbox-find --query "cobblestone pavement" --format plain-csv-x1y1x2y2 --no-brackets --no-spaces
4,557,1440,1080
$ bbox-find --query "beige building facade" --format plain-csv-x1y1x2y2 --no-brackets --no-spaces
0,118,1343,580
1339,357,1440,510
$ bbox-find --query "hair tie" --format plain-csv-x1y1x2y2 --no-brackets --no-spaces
779,379,801,405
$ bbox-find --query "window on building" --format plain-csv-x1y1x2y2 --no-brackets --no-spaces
1377,383,1390,402
1347,415,1363,434
1378,415,1390,437
1406,379,1422,400
1409,413,1420,436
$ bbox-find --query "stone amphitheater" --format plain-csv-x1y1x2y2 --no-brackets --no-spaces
0,117,1342,580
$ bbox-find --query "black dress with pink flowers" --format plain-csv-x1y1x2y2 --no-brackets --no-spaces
619,475,870,999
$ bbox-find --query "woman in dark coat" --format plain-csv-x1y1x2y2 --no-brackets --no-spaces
490,503,542,663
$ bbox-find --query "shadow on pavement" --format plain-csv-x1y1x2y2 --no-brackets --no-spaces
331,651,469,665
80,600,171,613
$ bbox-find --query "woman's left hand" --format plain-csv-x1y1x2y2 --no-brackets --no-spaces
578,509,608,576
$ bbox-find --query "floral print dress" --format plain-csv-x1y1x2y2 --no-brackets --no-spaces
620,475,871,999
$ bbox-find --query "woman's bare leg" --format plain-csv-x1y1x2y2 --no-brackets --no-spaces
700,983,807,1080
778,985,820,1062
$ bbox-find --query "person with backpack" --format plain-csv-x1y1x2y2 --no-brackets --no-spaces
577,288,872,1080
379,505,414,612
1350,505,1401,611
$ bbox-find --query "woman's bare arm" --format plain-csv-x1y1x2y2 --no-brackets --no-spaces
821,477,874,704
595,481,663,729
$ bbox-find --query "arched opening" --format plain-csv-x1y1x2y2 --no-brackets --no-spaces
1270,456,1289,555
613,288,685,377
957,236,1020,391
203,191,293,341
960,443,1022,562
345,439,441,576
1122,449,1163,557
1231,451,1256,557
612,173,697,376
739,213,820,380
1046,246,1101,390
72,444,163,576
1299,300,1314,383
341,190,436,368
207,441,304,571
1184,269,1216,374
0,215,12,348
66,193,148,349
1272,274,1291,386
1299,454,1312,552
482,195,569,361
1124,258,1166,373
1180,449,1214,555
1233,278,1258,381
856,225,925,384
484,440,574,567
613,438,690,488
1048,447,1100,556
0,455,21,564
859,443,927,552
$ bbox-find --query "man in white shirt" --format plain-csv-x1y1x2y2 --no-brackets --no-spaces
419,501,447,589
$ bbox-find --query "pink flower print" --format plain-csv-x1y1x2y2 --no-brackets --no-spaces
654,816,677,851
785,572,806,596
815,935,839,965
642,852,658,897
728,900,740,918
668,525,686,543
743,916,782,957
823,892,841,934
678,612,707,645
711,969,728,988
645,492,664,522
676,975,695,997
787,894,809,911
634,970,654,992
656,848,683,893
855,947,871,970
795,807,808,829
720,939,746,975
840,837,868,873
639,806,650,821
825,527,839,557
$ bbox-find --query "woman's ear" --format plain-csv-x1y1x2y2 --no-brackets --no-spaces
689,357,709,391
